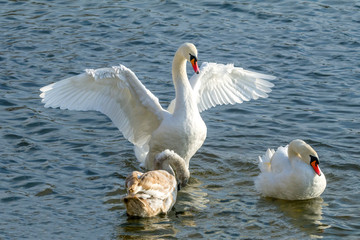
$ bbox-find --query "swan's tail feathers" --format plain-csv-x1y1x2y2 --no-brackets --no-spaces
258,148,275,173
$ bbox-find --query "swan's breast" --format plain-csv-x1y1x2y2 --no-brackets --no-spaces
149,112,207,165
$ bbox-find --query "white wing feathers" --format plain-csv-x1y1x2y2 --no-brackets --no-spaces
190,62,275,112
40,65,165,146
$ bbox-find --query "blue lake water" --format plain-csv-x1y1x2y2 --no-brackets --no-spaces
1,0,360,239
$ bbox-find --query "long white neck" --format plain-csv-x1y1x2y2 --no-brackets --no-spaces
288,140,317,162
172,51,196,116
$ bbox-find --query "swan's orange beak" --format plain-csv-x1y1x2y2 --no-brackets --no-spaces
310,156,321,176
190,57,200,74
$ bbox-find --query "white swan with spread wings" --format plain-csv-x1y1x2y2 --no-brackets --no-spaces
40,43,275,179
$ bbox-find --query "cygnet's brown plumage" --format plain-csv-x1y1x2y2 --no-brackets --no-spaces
124,170,177,217
124,150,189,217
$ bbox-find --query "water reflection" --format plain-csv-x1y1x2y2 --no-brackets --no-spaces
175,177,209,213
118,215,178,239
262,197,331,238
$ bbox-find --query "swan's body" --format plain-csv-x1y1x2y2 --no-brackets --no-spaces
124,150,188,217
255,139,326,200
40,43,275,176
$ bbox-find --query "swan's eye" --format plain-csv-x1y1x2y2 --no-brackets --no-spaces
189,54,197,62
310,155,319,165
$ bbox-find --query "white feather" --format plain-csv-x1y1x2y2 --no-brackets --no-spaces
40,65,165,147
189,62,275,112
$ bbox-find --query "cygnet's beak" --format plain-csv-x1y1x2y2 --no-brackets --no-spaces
190,55,200,74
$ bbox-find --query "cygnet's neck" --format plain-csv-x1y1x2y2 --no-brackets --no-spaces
155,150,190,187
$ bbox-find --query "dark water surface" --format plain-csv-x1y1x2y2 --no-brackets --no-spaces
1,0,360,239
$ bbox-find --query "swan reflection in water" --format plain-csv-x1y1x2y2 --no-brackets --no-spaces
262,197,331,237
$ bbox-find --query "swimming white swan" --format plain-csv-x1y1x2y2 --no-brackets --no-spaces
255,139,326,200
124,150,188,217
40,43,275,175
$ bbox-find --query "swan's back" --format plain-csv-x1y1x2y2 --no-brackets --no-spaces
255,146,294,200
258,146,290,173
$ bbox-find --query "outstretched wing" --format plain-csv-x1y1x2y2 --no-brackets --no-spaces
40,65,165,146
189,62,275,112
